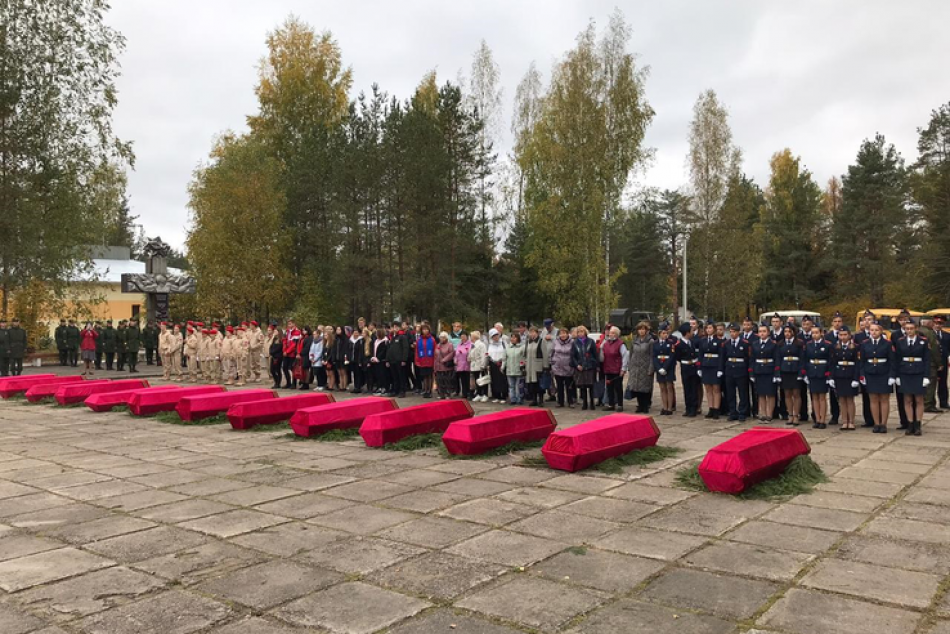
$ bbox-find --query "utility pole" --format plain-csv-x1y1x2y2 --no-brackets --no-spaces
682,236,688,324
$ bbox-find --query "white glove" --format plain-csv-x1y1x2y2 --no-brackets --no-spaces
804,377,810,385
659,368,667,376
923,377,931,387
697,370,702,377
750,376,756,383
371,356,378,363
798,375,804,381
888,378,896,386
851,381,859,388
773,377,781,384
860,377,867,386
717,371,723,378
896,378,902,387
827,379,835,388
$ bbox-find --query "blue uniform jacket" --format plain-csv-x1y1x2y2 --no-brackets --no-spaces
891,336,930,378
722,337,751,378
675,336,700,378
832,342,861,383
751,338,780,379
652,338,677,375
859,338,893,377
804,339,833,381
777,339,804,375
698,336,724,372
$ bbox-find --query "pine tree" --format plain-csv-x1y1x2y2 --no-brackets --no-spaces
913,103,950,303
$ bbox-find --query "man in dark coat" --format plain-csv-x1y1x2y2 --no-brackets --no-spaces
126,319,141,372
101,320,116,371
65,319,80,367
55,319,68,365
94,321,104,370
8,318,27,376
143,320,159,365
116,320,127,371
0,318,9,376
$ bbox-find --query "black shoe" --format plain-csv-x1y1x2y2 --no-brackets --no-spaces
712,411,720,420
602,405,615,412
581,404,588,411
829,419,838,425
861,422,874,428
704,411,713,419
813,422,822,429
738,417,746,422
728,415,738,421
914,421,922,436
925,406,941,414
898,421,909,430
616,405,623,412
905,422,915,436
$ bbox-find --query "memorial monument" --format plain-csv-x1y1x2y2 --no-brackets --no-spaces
121,237,195,322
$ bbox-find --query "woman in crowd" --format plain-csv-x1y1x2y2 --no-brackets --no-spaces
330,326,347,391
571,325,598,410
268,324,283,389
503,332,525,405
778,324,805,426
523,326,549,407
348,328,365,393
414,323,436,398
322,327,336,391
627,321,655,414
698,322,724,419
803,325,832,429
831,326,859,430
468,331,489,402
371,329,390,395
751,324,780,421
860,320,894,434
551,327,575,408
486,329,507,403
434,331,456,399
299,326,314,390
652,322,677,415
80,321,98,376
600,326,629,412
281,320,300,389
309,328,326,391
454,331,472,400
892,319,930,436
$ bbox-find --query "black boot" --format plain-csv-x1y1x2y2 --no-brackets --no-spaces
905,421,915,436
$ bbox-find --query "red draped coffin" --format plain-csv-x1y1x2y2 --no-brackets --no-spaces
290,397,398,438
23,376,87,402
541,414,661,472
442,409,557,456
128,385,225,416
1,375,81,399
698,427,811,494
55,379,150,406
360,399,474,447
85,386,181,412
227,392,335,430
176,389,277,422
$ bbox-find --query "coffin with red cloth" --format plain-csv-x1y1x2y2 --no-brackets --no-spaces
442,408,557,456
23,376,87,402
290,397,398,438
55,379,150,406
541,414,661,472
360,399,474,447
128,385,225,416
227,392,335,430
698,427,811,494
1,375,80,399
176,389,277,422
85,386,181,412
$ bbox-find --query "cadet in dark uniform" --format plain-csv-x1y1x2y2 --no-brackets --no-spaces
94,321,103,370
796,316,814,423
891,309,912,429
892,320,930,436
55,319,68,366
126,319,141,372
698,322,724,419
804,325,832,429
8,318,27,376
116,320,127,371
918,315,942,414
65,319,80,367
652,322,677,415
831,326,860,430
853,311,875,426
0,318,9,376
823,311,845,424
741,317,757,416
859,321,894,434
723,323,751,421
769,313,788,419
752,324,780,421
676,323,701,417
101,320,116,371
778,324,805,426
934,315,950,409
143,320,159,365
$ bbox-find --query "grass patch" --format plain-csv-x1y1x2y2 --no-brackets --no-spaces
112,405,130,413
382,433,443,451
592,445,683,475
674,454,828,500
519,453,549,468
566,545,588,556
282,427,361,442
21,397,54,406
244,422,289,432
154,411,229,425
441,439,545,460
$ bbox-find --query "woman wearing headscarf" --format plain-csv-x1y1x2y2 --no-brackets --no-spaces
652,322,677,415
627,321,655,414
571,325,598,410
468,331,489,402
550,327,575,408
434,331,456,399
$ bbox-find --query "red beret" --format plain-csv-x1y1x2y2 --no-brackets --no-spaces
226,326,234,333
250,320,259,327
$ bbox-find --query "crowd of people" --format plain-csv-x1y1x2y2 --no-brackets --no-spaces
6,309,949,438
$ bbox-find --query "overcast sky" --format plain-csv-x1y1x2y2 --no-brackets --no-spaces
107,1,950,250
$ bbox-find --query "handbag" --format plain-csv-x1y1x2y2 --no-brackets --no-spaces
476,373,492,386
292,357,305,381
539,371,552,391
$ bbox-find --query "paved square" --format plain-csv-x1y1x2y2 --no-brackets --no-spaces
0,381,946,633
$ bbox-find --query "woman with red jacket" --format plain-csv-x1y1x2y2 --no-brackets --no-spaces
80,321,98,376
281,320,301,389
414,323,436,398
